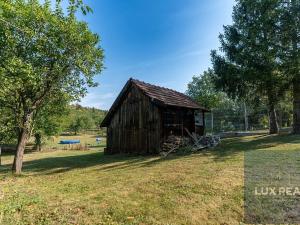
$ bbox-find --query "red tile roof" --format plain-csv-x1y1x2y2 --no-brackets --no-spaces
132,79,206,110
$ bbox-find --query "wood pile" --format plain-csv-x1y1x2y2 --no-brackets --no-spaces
160,135,190,157
185,128,221,151
160,132,221,157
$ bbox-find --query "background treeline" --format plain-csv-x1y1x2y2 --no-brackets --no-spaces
0,104,107,146
63,104,107,135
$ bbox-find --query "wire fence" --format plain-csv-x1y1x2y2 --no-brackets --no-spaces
205,109,293,134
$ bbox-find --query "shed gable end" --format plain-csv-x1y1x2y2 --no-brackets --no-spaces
106,85,162,154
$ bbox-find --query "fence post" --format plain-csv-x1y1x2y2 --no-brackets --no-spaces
0,147,2,166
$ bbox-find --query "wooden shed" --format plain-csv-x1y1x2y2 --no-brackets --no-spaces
100,78,209,154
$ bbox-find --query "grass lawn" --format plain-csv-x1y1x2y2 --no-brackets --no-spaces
34,134,106,151
0,134,299,225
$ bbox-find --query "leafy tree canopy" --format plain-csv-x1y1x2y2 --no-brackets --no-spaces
186,69,225,109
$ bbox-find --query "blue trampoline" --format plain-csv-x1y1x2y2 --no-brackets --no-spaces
59,140,80,144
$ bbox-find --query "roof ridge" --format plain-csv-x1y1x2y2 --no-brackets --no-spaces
132,78,186,95
132,78,201,105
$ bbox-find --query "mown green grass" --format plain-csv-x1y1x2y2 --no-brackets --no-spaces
0,134,299,225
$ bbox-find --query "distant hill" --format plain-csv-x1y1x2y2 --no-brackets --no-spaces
61,104,107,132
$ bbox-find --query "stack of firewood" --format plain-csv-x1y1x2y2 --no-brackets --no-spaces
160,133,221,157
160,135,190,156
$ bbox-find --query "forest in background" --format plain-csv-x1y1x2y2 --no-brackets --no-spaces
0,104,107,147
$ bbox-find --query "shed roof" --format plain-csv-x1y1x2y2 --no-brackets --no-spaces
101,78,209,127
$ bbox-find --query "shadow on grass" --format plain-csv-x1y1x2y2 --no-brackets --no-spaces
1,134,299,176
139,133,300,165
0,151,157,176
210,134,300,161
60,133,76,136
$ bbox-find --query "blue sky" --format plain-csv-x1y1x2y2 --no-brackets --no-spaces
77,0,235,110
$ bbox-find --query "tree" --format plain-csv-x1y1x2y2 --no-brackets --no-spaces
0,1,104,174
187,69,224,133
278,0,300,134
69,116,92,135
55,0,93,15
211,0,287,134
187,69,224,109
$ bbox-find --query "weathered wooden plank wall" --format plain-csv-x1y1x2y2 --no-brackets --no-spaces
106,85,162,154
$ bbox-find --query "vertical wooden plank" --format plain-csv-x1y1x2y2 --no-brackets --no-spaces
106,84,163,154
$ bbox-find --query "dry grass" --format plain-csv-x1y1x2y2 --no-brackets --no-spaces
0,134,299,225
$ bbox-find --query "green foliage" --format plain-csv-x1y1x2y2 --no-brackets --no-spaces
69,116,89,135
32,96,70,149
211,0,286,106
186,69,224,109
57,0,94,15
33,104,106,144
278,0,300,82
277,91,293,127
34,96,70,136
62,104,107,133
259,115,269,129
0,107,16,144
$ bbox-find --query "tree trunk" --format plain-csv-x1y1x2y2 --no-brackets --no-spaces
244,102,248,132
293,79,300,134
290,0,300,134
12,113,32,174
269,105,279,134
